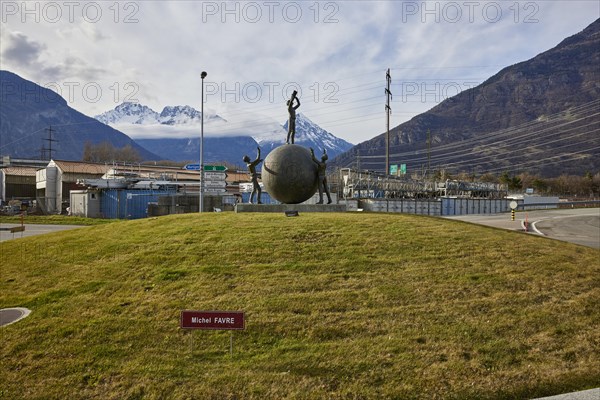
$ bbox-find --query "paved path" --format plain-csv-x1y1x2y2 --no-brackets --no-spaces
0,224,86,242
0,308,31,327
444,208,600,249
530,209,600,249
533,388,600,400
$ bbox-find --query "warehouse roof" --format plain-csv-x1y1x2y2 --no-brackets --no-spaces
52,160,112,175
0,167,39,177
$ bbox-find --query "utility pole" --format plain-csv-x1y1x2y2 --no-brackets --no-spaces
41,126,58,160
199,71,207,213
357,148,361,199
427,129,431,178
385,68,392,176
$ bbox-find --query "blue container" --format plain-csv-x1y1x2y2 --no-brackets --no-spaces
100,189,176,219
239,191,281,205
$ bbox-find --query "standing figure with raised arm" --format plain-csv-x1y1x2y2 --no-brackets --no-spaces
310,147,332,204
286,90,301,144
243,147,263,204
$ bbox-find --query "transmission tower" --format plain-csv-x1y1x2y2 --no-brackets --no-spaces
41,126,58,160
385,68,392,176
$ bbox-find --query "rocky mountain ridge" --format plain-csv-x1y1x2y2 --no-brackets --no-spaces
335,18,600,177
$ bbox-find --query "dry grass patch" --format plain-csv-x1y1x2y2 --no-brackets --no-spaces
1,212,598,399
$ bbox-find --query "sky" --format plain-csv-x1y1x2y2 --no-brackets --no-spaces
1,0,598,145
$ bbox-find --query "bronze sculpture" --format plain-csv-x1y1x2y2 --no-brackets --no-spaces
243,147,263,204
310,148,332,204
286,90,301,144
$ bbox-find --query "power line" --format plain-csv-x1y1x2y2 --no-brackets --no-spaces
358,98,600,159
354,102,599,174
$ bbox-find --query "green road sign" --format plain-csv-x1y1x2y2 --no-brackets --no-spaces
389,164,398,175
400,164,407,174
204,165,227,171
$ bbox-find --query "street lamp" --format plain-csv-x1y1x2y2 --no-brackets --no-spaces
199,71,207,213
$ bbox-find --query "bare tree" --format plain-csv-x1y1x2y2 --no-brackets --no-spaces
82,141,142,163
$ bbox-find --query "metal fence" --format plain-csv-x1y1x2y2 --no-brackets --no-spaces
356,197,514,216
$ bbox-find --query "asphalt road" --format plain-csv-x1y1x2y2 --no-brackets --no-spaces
534,388,600,400
530,209,600,249
445,208,600,249
0,308,31,327
0,224,86,242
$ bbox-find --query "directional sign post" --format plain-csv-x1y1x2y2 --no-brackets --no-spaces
204,171,227,180
204,165,227,172
202,167,228,195
204,188,227,193
184,165,228,197
184,164,201,171
204,180,227,188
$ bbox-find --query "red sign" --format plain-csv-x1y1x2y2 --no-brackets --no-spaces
180,310,245,330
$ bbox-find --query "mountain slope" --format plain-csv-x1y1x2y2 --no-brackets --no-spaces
135,136,260,165
0,71,160,161
335,19,600,177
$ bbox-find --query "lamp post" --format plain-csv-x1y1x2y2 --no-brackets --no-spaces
199,71,207,213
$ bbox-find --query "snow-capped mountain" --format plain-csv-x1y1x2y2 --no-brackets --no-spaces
159,105,202,125
281,113,353,157
94,103,352,163
95,102,160,125
95,102,225,126
248,113,353,159
95,102,255,163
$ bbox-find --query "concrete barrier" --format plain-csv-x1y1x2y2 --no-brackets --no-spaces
235,203,347,213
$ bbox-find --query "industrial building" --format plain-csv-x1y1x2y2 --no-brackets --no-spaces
36,160,112,214
2,159,559,218
2,159,248,217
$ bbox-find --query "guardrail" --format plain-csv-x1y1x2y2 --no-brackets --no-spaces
517,200,600,210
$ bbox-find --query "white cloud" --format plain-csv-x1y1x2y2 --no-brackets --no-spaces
1,1,598,144
110,111,285,142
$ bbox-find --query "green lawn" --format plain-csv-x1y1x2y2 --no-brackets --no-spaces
1,212,598,399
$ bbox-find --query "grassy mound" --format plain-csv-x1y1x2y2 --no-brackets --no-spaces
1,213,598,399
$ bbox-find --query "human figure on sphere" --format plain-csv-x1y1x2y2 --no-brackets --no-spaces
243,147,263,204
310,147,332,204
286,90,301,144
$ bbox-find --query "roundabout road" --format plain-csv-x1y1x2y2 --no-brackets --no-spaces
444,208,599,249
529,208,600,249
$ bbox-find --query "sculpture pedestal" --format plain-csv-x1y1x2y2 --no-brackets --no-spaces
235,203,347,213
